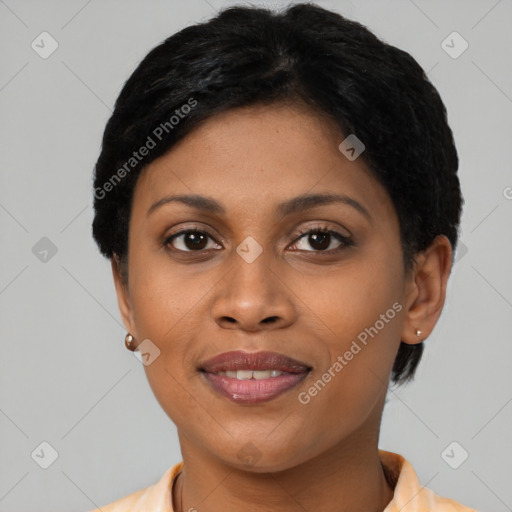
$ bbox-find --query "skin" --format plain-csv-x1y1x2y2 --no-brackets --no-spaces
111,103,452,512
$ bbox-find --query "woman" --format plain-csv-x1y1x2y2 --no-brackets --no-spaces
89,3,478,511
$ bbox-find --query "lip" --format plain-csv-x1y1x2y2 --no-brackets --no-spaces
199,350,312,374
198,350,312,405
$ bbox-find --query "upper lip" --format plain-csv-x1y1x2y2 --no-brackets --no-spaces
199,350,312,374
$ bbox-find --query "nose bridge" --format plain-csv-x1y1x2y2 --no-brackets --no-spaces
231,236,280,301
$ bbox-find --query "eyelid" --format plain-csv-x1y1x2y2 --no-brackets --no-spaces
163,222,224,242
291,223,351,241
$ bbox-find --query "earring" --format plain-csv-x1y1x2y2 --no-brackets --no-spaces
415,329,422,337
125,333,136,351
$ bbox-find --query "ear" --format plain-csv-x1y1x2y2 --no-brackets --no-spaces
111,254,137,336
400,235,453,345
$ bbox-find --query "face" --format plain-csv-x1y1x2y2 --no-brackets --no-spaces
113,103,421,472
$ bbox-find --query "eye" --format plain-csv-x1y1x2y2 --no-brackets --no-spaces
289,226,353,253
163,225,353,255
164,228,222,252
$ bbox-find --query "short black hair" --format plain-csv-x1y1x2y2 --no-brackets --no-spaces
92,2,463,385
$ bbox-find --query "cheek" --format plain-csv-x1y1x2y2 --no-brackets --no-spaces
129,254,206,339
294,299,402,450
143,362,209,442
128,256,210,389
299,250,403,342
300,252,404,407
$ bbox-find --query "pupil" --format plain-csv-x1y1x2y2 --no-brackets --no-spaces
310,232,329,250
186,233,206,250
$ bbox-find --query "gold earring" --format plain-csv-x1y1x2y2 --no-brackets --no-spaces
125,333,136,351
415,329,422,337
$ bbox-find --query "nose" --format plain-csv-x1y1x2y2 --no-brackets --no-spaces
211,249,297,332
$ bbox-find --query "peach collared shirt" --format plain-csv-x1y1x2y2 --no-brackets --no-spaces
89,451,479,511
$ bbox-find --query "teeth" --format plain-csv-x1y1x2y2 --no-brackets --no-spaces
253,370,271,380
214,369,284,379
236,370,254,380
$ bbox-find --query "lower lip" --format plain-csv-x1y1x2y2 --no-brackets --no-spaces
201,371,309,404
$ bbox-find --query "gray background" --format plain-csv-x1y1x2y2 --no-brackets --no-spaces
1,0,511,511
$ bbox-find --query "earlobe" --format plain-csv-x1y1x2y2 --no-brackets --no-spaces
111,254,136,336
400,235,453,345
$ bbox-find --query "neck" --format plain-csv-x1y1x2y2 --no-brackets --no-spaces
172,429,394,512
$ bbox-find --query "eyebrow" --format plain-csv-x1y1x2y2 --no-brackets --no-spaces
147,192,371,221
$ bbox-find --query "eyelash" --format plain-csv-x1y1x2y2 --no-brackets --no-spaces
162,225,353,255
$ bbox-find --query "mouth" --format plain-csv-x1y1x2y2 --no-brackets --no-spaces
198,350,312,405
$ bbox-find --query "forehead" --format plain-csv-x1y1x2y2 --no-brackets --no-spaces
132,103,395,223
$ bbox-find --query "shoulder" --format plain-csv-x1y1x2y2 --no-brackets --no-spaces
86,461,184,512
88,487,148,512
379,450,480,512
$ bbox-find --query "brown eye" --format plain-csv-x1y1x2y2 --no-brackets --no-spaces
164,229,221,252
290,228,353,253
